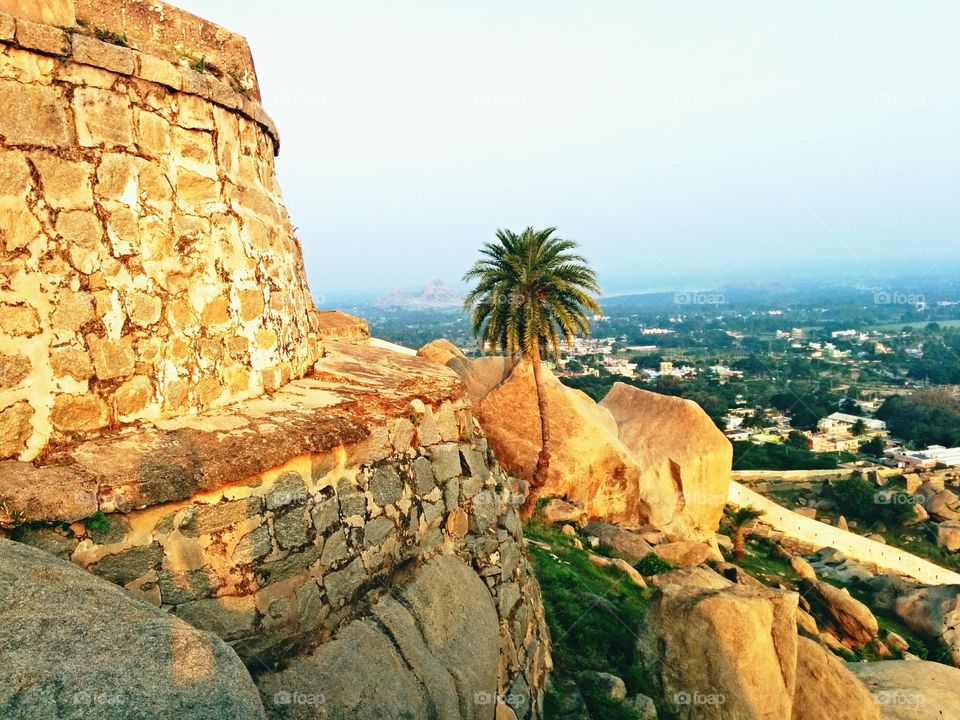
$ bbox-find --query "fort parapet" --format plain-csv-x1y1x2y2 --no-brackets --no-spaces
0,0,319,461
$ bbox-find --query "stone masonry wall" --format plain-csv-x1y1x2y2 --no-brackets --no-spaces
0,10,321,462
13,393,552,719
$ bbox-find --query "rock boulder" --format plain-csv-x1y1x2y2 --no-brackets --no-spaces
792,637,878,720
637,583,798,719
600,383,731,536
0,538,265,720
583,521,653,563
847,660,960,719
800,579,878,648
256,555,499,719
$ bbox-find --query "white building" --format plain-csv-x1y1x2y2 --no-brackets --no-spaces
892,446,960,469
818,413,886,435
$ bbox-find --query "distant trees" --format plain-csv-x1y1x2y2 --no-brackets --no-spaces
877,390,960,447
731,441,840,471
786,430,809,449
851,419,867,436
860,436,885,456
731,355,768,376
632,353,663,369
832,475,916,526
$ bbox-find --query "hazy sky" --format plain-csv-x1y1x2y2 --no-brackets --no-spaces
183,1,960,299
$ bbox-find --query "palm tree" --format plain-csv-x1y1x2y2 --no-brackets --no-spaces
463,227,601,501
725,505,765,561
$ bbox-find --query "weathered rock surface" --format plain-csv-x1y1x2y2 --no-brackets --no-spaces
937,520,960,551
422,344,730,537
475,362,652,523
637,583,799,719
417,339,514,404
792,637,878,720
800,579,879,649
583,521,652,563
541,498,588,526
0,537,265,720
651,540,716,567
847,660,960,719
600,383,732,536
256,556,498,719
889,583,960,665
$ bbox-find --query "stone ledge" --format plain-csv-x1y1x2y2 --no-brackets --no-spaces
0,12,280,153
0,343,466,523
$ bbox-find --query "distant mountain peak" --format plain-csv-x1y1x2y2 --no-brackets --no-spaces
375,280,463,310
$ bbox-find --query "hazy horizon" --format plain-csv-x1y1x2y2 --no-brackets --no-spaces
183,1,960,299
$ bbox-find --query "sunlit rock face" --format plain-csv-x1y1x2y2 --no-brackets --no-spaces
418,341,731,538
0,0,322,461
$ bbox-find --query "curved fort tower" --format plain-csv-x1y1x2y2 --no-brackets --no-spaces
0,3,550,719
0,0,323,462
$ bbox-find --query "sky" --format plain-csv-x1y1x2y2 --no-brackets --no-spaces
183,1,960,300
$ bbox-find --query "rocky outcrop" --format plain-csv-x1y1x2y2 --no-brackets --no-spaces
793,638,878,720
800,579,879,649
418,343,730,538
2,341,552,718
637,582,878,719
256,556,498,719
847,660,960,719
0,537,266,719
600,383,732,535
886,582,960,665
582,521,653,563
637,583,799,719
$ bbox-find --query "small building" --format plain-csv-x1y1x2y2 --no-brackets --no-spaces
893,446,960,469
818,413,887,436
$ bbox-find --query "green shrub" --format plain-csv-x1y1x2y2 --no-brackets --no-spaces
832,476,917,527
635,553,675,576
83,510,110,534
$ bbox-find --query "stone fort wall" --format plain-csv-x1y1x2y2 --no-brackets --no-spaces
0,0,322,462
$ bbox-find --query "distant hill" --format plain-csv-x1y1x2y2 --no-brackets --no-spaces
374,280,463,310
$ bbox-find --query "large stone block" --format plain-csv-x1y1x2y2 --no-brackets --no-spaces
13,18,69,56
0,151,32,197
0,81,72,147
72,34,136,76
0,302,38,336
0,197,40,251
30,153,94,209
0,353,30,389
0,401,32,457
73,87,133,148
87,334,136,380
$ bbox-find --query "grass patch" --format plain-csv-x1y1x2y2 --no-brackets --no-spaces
525,517,669,719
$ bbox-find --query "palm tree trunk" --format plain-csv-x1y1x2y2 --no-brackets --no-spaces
531,338,551,490
733,528,746,561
